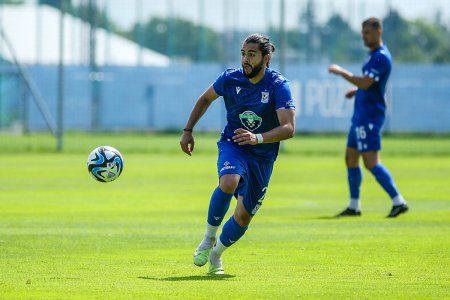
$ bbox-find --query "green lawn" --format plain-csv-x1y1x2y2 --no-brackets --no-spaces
0,133,449,299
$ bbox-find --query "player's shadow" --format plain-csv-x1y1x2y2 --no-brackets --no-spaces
317,216,339,220
138,274,235,281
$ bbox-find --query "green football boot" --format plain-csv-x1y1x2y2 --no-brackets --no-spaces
207,257,224,275
193,247,212,267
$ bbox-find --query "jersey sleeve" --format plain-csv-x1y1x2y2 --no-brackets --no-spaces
274,80,295,110
364,53,390,82
212,71,227,96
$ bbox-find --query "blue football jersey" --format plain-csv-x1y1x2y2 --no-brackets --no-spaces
352,45,392,127
213,68,295,161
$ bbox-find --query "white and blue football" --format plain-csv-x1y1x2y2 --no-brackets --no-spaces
87,146,124,182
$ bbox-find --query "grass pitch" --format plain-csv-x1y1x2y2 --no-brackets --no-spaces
0,133,449,299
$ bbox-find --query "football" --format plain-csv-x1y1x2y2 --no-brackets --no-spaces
87,146,124,182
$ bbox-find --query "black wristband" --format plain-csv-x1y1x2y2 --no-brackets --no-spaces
183,128,193,132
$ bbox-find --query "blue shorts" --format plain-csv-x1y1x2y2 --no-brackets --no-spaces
347,123,382,152
217,140,274,216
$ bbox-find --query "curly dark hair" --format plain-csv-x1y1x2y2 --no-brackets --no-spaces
243,34,275,67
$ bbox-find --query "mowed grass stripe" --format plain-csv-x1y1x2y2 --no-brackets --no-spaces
0,133,448,299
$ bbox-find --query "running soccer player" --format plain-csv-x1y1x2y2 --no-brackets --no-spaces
180,34,296,274
328,17,408,218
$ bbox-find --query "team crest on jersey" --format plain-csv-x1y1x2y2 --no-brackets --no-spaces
239,111,262,131
261,91,269,103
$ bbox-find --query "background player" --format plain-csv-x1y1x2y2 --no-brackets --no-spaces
180,34,296,274
328,17,408,218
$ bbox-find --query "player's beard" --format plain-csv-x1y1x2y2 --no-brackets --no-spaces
242,59,264,79
364,39,375,48
363,35,378,49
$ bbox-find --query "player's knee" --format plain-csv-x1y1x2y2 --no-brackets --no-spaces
345,148,360,167
345,156,358,167
234,210,251,227
219,176,239,194
363,159,376,170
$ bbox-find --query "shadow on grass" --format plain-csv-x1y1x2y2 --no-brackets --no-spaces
138,274,235,281
316,216,339,220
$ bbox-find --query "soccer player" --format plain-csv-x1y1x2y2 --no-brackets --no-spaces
180,34,296,274
328,17,408,218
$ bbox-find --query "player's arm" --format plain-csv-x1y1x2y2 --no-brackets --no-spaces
233,109,296,145
328,64,374,90
180,85,219,156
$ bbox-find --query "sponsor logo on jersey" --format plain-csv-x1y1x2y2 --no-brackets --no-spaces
261,91,269,103
220,161,236,173
239,111,262,131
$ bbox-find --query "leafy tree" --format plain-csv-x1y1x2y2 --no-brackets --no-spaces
383,9,450,63
0,0,24,4
70,2,123,35
38,0,66,7
383,10,425,62
33,2,449,64
285,9,363,63
410,19,450,63
320,14,364,63
38,0,123,35
128,17,223,62
283,7,450,64
433,43,450,63
299,0,320,62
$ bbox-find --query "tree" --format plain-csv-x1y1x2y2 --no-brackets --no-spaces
38,0,123,35
0,0,24,4
38,0,68,7
285,7,450,64
320,14,364,63
128,17,223,63
410,20,450,63
299,0,320,62
382,9,450,63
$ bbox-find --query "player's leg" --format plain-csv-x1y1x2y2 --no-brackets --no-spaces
194,141,248,267
208,173,240,228
346,147,363,212
337,127,363,216
206,173,240,243
362,151,408,217
194,174,239,267
208,195,250,275
208,159,272,274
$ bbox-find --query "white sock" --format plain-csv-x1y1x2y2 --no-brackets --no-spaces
210,251,222,267
348,198,360,211
392,195,406,206
198,223,219,250
210,238,227,266
211,237,227,257
205,223,219,238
